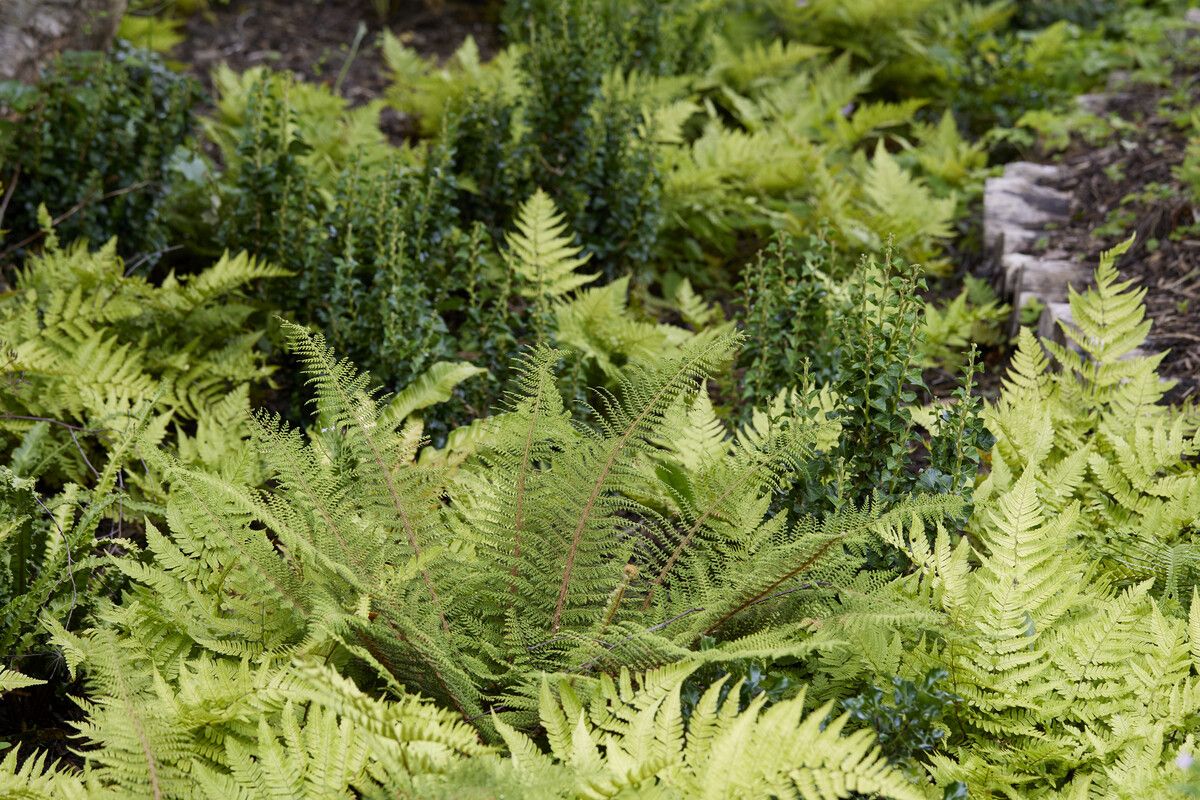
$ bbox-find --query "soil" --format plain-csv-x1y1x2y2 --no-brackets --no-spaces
175,0,501,106
1031,77,1200,398
0,665,87,767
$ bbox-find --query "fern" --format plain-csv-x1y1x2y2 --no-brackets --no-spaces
0,467,127,685
98,321,959,740
856,141,956,258
0,237,282,490
485,664,929,800
987,238,1200,599
15,622,488,799
503,189,599,336
204,64,394,185
0,650,922,800
382,34,523,136
892,468,1200,797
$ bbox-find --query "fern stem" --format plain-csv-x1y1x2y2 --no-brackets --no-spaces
330,364,450,633
699,536,843,638
643,456,773,610
507,369,547,600
599,564,638,634
377,620,475,725
551,348,714,632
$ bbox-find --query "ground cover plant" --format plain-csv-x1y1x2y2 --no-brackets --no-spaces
0,0,1198,798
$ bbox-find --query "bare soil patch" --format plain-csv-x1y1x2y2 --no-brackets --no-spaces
1033,79,1200,397
175,0,500,105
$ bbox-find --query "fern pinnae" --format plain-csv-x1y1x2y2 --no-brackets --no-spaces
549,332,738,633
697,534,845,639
249,411,376,585
154,456,310,617
643,425,808,611
281,321,449,633
506,346,562,601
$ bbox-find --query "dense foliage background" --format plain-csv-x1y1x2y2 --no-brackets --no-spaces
0,0,1198,797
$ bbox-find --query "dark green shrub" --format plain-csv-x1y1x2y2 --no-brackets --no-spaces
449,4,663,279
679,636,801,721
737,234,994,548
502,0,714,76
1012,0,1123,28
208,76,528,432
447,91,529,233
738,230,838,413
841,670,959,773
922,347,993,517
0,44,198,263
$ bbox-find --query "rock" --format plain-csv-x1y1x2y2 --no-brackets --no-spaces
1036,301,1073,345
1014,259,1091,302
0,0,127,83
990,224,1046,257
983,189,1062,250
1077,92,1131,115
1000,252,1038,295
986,176,1071,214
1003,162,1062,186
984,177,1070,217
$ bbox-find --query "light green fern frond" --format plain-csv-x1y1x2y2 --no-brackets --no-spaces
0,667,44,695
986,241,1200,599
527,665,928,800
858,140,956,249
504,189,599,302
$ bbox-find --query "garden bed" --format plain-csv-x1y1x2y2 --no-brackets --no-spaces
176,0,499,104
5,3,1200,797
1030,74,1200,397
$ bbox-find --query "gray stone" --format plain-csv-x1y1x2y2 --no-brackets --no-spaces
1036,301,1074,344
987,176,1071,214
991,224,1045,256
1000,252,1038,295
1014,259,1091,302
1003,162,1062,186
983,190,1061,250
0,0,127,82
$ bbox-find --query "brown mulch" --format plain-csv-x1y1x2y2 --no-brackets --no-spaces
175,0,500,106
1032,78,1200,398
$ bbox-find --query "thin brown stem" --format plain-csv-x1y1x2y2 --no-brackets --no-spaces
699,537,843,638
551,350,714,632
0,180,151,260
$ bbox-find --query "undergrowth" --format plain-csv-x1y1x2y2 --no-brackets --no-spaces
0,1,1198,797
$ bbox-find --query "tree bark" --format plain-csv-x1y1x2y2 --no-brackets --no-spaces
0,0,127,83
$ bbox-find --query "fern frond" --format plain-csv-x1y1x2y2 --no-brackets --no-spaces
504,189,598,301
535,665,927,800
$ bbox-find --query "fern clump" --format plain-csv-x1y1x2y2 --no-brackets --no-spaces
0,640,919,800
807,241,1200,797
859,461,1200,798
0,234,283,687
987,238,1200,600
0,235,283,491
102,318,959,740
